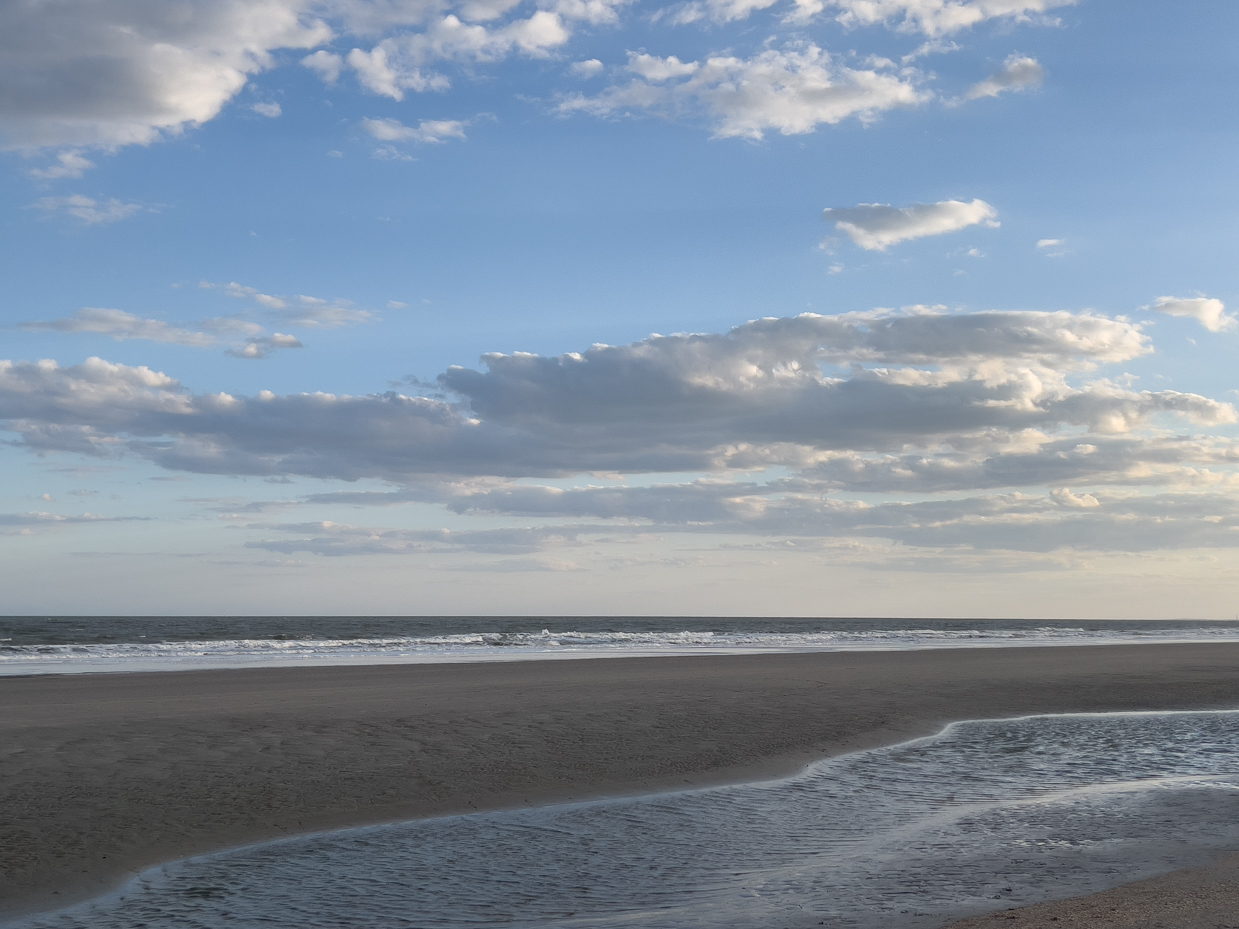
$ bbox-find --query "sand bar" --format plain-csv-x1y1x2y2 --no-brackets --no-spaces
3,643,1239,921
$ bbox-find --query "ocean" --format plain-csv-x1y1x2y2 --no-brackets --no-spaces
8,710,1239,929
4,615,1239,675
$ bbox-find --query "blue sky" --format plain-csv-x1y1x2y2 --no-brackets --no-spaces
2,0,1238,617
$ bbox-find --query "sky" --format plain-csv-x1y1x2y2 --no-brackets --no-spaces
1,0,1238,618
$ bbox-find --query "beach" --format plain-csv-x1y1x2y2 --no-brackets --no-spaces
4,643,1239,924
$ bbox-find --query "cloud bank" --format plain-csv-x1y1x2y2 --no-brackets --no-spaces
0,308,1229,480
9,304,1239,560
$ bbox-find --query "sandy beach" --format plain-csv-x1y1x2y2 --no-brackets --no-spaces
4,643,1239,924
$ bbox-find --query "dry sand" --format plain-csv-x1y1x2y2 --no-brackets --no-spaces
3,643,1239,924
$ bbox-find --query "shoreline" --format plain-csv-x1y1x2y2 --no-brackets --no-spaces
4,643,1239,922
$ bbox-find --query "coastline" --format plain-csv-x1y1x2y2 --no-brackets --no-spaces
4,643,1239,922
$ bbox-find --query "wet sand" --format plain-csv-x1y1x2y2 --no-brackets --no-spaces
3,643,1239,922
941,851,1239,928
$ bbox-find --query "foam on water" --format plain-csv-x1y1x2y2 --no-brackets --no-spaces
5,619,1239,675
10,711,1239,929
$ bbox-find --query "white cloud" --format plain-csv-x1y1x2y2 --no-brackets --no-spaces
1,0,625,152
0,0,331,149
1050,486,1099,507
0,0,624,154
826,0,1075,37
1036,238,1063,249
344,45,448,98
627,53,699,82
3,309,1232,481
559,45,929,139
965,54,1045,100
1145,296,1235,333
822,198,998,250
20,308,216,347
337,9,575,100
571,58,605,78
227,333,305,359
31,195,144,225
361,116,468,143
29,151,96,179
302,49,344,83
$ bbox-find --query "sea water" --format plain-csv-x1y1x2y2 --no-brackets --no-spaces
10,711,1239,929
4,616,1239,674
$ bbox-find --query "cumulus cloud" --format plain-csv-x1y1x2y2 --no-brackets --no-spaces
362,116,468,143
558,45,928,139
0,0,331,149
571,58,605,77
1,309,1231,480
2,0,627,152
823,199,998,250
20,308,216,347
29,151,96,179
31,195,144,225
965,54,1045,100
302,49,344,83
1145,296,1235,333
328,6,590,101
11,303,1239,558
823,0,1074,36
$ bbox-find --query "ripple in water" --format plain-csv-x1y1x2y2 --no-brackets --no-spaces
12,711,1239,929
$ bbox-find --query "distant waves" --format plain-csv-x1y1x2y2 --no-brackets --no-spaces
5,617,1239,675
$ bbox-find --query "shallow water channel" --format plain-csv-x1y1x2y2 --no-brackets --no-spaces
11,711,1239,929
